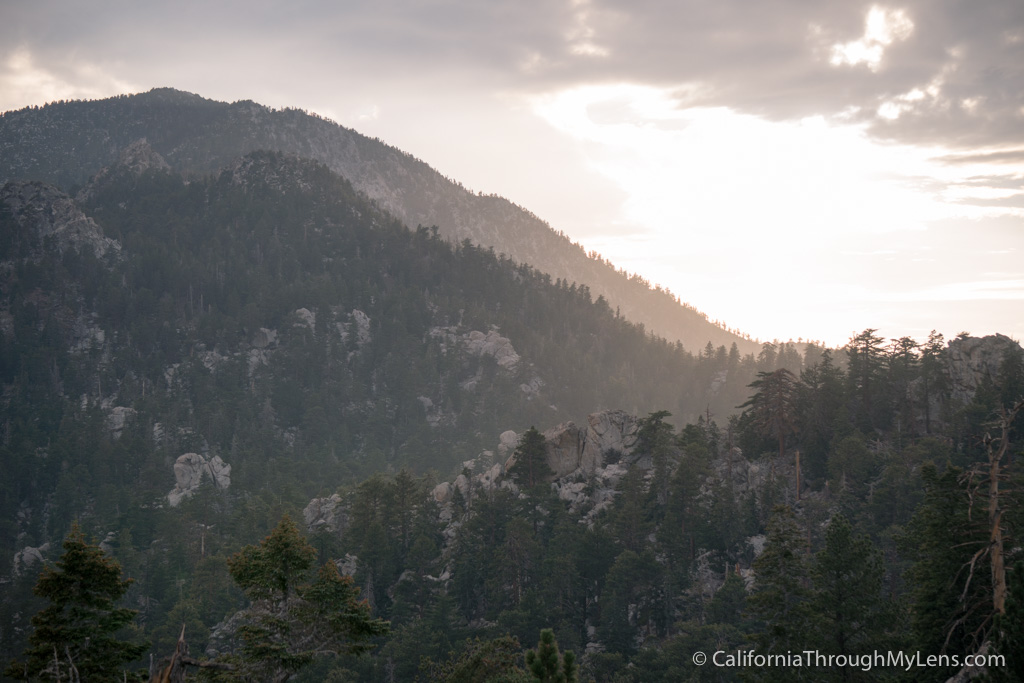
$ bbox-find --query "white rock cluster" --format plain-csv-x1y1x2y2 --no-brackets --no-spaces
13,543,50,576
429,410,643,528
303,493,345,533
106,406,136,439
463,330,520,370
167,453,232,506
502,410,640,480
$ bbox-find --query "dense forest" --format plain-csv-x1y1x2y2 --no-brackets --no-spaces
0,100,1022,681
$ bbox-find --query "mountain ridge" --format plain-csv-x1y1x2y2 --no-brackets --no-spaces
0,88,760,354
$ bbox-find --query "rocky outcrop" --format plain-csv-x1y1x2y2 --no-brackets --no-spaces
464,330,520,370
427,410,643,524
13,543,50,576
497,430,519,459
580,411,640,473
946,334,1020,404
351,309,372,346
1,181,120,260
430,326,520,371
167,453,232,506
112,138,171,176
294,307,316,331
252,327,278,349
106,406,136,439
303,493,345,533
503,410,640,481
76,138,171,202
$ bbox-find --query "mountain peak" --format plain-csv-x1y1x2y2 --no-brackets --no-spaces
0,90,759,352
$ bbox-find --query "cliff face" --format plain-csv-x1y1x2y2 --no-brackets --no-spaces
0,89,757,354
1,181,121,261
946,334,1020,404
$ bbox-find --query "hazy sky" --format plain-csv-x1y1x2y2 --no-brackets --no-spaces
2,0,1022,347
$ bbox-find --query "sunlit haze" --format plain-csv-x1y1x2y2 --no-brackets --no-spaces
2,0,1022,348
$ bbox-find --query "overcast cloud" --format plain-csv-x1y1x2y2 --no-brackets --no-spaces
4,0,1023,148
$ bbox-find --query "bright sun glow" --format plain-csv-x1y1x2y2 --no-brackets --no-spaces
831,6,914,71
0,48,137,110
532,83,1023,346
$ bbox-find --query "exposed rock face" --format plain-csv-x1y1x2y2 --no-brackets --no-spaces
1,181,120,260
581,410,640,473
205,610,247,659
294,307,316,331
13,543,50,576
303,493,344,533
464,329,520,370
503,410,641,481
432,481,454,504
947,334,1020,404
106,406,136,439
426,327,536,399
168,453,232,506
113,138,171,176
351,309,372,346
252,327,278,349
497,430,519,459
541,422,586,479
76,138,171,202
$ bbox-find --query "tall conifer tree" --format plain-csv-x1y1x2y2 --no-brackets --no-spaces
6,523,147,682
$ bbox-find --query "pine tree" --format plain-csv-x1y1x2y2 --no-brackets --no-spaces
746,506,813,682
919,330,948,434
223,514,388,682
636,410,676,507
739,369,799,474
5,523,147,681
707,569,748,628
508,427,552,490
901,464,988,681
525,629,577,683
797,349,847,483
810,514,896,678
846,329,888,431
422,634,530,683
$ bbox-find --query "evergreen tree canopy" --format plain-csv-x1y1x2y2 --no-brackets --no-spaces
5,523,146,682
810,514,896,675
222,514,388,681
739,368,799,464
508,427,552,490
525,629,577,683
745,506,812,681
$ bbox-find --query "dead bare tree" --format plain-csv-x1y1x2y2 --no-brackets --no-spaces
955,398,1023,649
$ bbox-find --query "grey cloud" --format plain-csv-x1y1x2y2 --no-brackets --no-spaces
3,0,1022,149
562,0,1024,149
936,150,1024,165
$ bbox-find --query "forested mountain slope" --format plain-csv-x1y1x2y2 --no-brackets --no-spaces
0,149,773,566
0,88,758,354
2,94,1023,683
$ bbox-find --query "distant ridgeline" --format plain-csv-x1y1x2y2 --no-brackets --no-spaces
0,88,757,354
